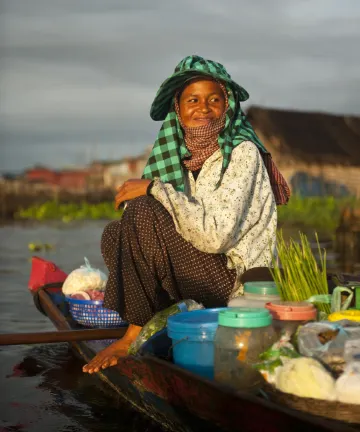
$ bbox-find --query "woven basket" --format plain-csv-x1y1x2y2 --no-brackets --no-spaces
263,383,360,426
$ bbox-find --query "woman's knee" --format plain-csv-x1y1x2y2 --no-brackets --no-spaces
101,220,121,261
102,220,121,243
124,196,162,223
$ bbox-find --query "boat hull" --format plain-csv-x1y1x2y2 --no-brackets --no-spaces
35,289,358,432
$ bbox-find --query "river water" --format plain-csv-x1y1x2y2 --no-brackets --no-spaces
0,221,164,432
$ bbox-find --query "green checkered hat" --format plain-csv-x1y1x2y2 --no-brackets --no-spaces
150,55,249,121
143,55,269,192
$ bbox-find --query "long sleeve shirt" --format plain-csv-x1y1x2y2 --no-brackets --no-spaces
150,141,277,287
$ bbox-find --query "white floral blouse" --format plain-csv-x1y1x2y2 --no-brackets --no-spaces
150,141,277,293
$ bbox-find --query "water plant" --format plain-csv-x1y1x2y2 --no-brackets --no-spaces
15,201,123,222
28,242,54,252
15,196,359,233
277,195,357,232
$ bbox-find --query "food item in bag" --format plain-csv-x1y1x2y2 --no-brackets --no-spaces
297,321,360,375
335,361,360,404
253,333,300,384
275,357,336,401
62,258,107,296
128,300,204,355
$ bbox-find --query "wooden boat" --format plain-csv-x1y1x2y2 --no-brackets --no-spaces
32,288,359,432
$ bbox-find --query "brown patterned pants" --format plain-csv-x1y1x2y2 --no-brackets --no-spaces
102,196,236,326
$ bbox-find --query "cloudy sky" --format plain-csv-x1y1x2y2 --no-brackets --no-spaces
1,0,360,172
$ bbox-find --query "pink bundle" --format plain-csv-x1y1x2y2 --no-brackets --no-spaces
70,289,105,301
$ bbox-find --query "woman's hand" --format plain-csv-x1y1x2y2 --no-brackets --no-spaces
114,179,152,210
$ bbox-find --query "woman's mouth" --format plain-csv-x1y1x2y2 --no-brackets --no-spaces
194,117,212,124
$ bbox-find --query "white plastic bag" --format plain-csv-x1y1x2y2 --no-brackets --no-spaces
336,361,360,404
62,257,107,296
275,357,336,401
297,321,360,369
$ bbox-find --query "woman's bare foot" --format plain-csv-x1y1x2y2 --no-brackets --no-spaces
82,324,142,374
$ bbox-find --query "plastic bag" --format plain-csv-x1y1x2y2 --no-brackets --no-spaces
253,333,300,384
62,257,107,296
275,357,336,401
128,300,204,355
335,361,360,404
297,321,360,374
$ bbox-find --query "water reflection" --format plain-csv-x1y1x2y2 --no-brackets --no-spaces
3,344,163,432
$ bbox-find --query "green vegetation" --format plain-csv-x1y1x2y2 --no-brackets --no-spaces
270,230,331,315
16,201,123,222
277,195,358,232
15,196,359,232
28,242,54,251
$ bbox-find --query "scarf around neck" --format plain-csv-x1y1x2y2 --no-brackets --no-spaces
174,81,228,171
142,81,290,205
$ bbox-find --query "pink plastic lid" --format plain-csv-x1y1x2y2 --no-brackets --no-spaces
265,301,317,321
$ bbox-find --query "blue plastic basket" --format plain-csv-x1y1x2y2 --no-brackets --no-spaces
65,296,127,328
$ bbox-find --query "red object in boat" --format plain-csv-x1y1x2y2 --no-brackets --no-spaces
28,256,68,293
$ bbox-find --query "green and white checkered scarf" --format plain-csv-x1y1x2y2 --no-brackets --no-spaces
143,86,267,191
142,56,290,204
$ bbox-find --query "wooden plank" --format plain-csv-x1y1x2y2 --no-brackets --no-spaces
0,327,127,345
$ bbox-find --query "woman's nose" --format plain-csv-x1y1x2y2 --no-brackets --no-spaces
199,101,210,112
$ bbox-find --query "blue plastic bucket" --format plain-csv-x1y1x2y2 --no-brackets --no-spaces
167,308,225,379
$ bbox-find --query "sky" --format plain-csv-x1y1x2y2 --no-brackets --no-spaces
1,0,360,172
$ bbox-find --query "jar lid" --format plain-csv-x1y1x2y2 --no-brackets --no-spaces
218,308,272,328
265,301,317,321
244,281,279,296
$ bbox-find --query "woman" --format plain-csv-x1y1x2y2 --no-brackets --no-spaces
83,56,290,374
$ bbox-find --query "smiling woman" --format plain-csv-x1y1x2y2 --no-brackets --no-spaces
83,55,290,374
178,79,226,127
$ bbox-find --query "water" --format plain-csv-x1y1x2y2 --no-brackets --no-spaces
0,222,164,432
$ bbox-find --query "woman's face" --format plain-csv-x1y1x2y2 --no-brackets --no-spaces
179,79,226,128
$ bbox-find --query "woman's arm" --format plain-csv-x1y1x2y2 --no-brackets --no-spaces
150,142,275,254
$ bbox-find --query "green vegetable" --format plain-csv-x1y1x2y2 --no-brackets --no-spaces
127,300,203,355
270,230,331,315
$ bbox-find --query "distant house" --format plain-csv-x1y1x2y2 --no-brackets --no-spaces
26,166,58,185
25,166,89,191
103,150,151,189
57,170,89,190
246,106,360,197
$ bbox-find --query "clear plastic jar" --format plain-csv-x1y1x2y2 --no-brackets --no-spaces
265,301,317,336
214,308,277,391
228,281,280,309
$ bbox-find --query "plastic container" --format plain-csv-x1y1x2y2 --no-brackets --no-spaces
328,309,360,323
265,301,317,336
356,286,360,310
228,281,281,308
167,308,225,379
214,308,277,391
